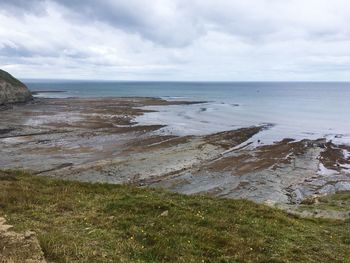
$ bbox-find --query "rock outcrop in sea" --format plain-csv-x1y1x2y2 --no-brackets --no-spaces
0,69,32,105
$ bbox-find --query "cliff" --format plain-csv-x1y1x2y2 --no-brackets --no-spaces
0,69,32,105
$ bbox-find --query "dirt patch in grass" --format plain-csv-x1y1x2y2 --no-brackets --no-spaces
0,217,47,262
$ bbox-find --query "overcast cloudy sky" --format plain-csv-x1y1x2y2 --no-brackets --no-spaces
0,0,349,81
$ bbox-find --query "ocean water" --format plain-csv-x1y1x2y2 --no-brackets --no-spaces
25,81,350,145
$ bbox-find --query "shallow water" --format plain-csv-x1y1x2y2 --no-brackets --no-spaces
25,81,350,144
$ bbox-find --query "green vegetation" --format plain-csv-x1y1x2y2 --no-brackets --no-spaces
0,69,25,87
312,192,350,212
0,170,349,263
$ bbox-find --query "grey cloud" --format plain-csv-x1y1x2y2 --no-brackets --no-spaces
0,44,34,57
57,0,204,47
0,42,89,60
0,0,349,80
0,0,46,15
0,0,202,47
2,0,350,47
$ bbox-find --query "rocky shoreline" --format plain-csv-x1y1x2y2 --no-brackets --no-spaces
0,97,349,218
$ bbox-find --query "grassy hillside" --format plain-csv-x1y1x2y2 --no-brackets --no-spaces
0,170,349,263
0,69,25,87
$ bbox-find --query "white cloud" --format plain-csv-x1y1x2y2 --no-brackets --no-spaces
0,0,349,80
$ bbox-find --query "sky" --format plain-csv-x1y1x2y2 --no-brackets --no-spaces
0,0,349,81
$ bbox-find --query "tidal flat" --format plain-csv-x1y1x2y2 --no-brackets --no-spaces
1,97,350,219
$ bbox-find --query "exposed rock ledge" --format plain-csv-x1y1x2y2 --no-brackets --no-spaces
0,69,32,105
0,217,47,262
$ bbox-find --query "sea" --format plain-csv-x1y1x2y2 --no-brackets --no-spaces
24,80,350,145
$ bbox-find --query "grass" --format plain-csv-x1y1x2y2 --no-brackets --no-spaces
312,192,350,212
0,170,349,263
0,69,25,87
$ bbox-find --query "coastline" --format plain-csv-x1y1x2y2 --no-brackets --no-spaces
0,96,350,217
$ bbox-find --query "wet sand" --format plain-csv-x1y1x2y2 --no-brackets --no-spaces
0,97,349,212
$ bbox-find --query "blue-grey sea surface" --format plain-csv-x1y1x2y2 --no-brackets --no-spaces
25,81,350,145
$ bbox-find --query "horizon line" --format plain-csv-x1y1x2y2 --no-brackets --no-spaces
21,78,350,83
